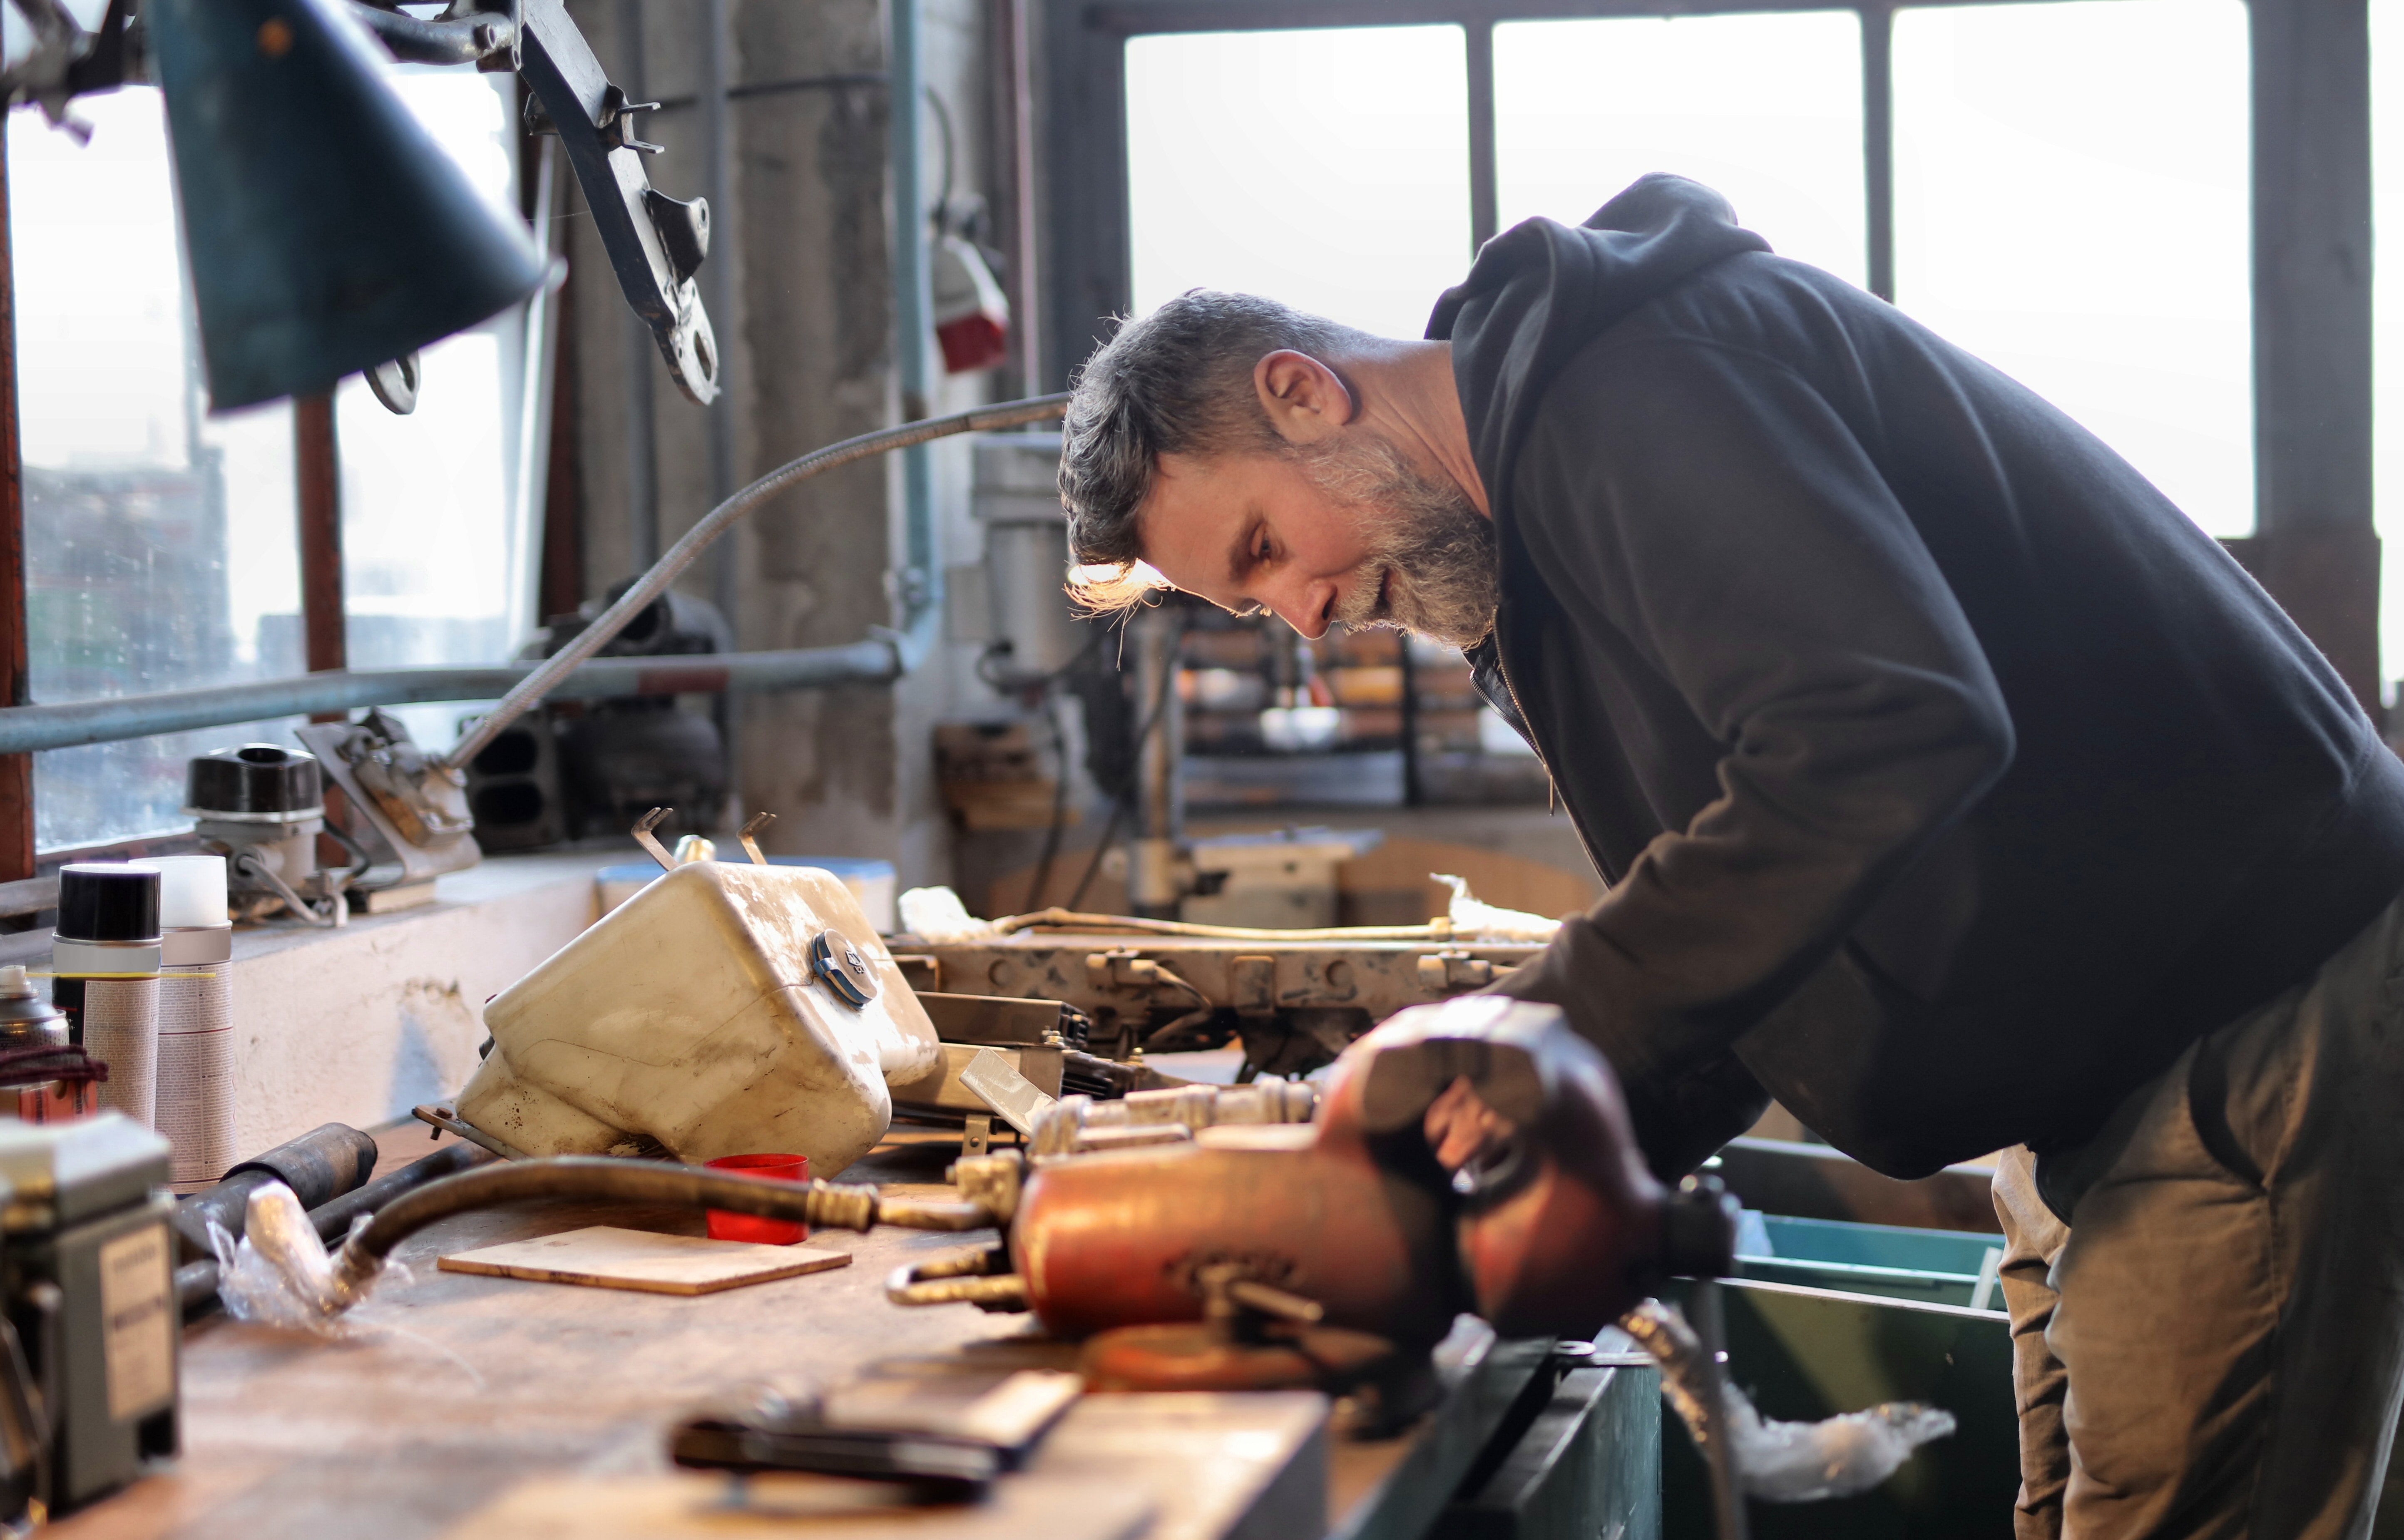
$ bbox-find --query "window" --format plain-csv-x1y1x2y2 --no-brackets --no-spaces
9,89,302,851
1893,1,2252,538
1495,12,1867,286
1125,25,1472,338
8,69,541,848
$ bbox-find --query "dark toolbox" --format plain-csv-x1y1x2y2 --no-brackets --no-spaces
0,1113,177,1517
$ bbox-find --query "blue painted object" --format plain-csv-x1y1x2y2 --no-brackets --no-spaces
1735,1210,2006,1309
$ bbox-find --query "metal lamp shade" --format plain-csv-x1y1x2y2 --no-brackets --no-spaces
151,0,549,410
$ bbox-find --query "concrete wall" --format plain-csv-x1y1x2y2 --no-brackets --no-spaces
560,0,1017,888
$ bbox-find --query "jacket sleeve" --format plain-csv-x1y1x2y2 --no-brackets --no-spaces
1486,336,2015,1089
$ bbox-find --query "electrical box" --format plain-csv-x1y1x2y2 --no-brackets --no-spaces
0,1113,177,1514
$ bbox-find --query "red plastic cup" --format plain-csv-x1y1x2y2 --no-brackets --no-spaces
705,1153,810,1244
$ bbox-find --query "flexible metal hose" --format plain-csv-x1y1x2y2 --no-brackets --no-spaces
330,1156,991,1291
440,392,1071,771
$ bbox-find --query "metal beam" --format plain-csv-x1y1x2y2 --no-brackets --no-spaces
2249,0,2378,712
1465,18,1497,252
0,644,903,756
1862,1,1892,303
0,134,28,882
294,391,345,681
1040,7,1129,391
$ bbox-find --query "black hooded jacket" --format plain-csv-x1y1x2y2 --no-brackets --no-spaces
1432,175,2404,1181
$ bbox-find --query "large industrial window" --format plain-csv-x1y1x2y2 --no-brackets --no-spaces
7,89,303,852
1494,12,1867,286
7,70,543,849
1125,26,1472,338
1894,0,2252,539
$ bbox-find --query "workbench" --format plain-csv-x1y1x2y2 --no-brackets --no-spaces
48,1123,1646,1540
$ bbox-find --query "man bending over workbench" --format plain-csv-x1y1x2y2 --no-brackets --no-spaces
1052,174,2404,1540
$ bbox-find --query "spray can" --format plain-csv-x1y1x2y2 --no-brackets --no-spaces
0,964,78,1120
134,855,233,1192
52,864,162,1127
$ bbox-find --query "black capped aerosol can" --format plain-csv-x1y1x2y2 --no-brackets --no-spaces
131,856,231,1191
51,866,162,1127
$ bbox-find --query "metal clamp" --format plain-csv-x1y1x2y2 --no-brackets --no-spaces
885,1247,1027,1311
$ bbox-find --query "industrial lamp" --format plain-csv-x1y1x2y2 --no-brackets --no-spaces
147,0,548,411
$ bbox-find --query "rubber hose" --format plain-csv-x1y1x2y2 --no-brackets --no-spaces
306,1141,493,1244
340,1157,992,1268
173,1122,380,1261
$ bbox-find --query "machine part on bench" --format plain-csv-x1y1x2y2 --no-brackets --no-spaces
961,1112,992,1159
292,711,478,896
737,811,774,866
1077,1261,1432,1426
412,1104,529,1162
893,927,1542,1074
915,993,1089,1051
1028,1080,1316,1160
630,805,675,870
958,1048,1054,1139
883,1245,1027,1311
944,1151,1024,1226
888,1043,1063,1127
187,744,356,924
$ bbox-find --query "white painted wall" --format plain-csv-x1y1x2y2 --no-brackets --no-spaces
1,853,612,1159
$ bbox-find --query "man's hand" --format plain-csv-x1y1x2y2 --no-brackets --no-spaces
1423,1075,1519,1173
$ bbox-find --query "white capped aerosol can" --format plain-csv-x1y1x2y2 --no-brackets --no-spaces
52,864,163,1128
132,855,232,1192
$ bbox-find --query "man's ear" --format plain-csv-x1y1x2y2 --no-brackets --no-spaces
1255,351,1356,445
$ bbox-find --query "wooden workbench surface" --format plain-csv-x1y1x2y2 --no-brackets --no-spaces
48,1124,1524,1540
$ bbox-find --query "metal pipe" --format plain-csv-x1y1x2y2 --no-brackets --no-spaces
0,643,899,754
1129,606,1183,919
437,392,1066,771
889,0,939,634
0,131,30,880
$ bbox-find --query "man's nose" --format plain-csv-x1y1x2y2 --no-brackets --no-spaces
1267,577,1334,640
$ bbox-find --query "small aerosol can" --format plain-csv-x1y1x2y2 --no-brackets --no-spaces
51,866,162,1128
0,964,79,1120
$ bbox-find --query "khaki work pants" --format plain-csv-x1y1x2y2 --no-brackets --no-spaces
1992,891,2404,1540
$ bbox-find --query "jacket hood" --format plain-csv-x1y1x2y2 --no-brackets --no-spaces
1428,174,1770,495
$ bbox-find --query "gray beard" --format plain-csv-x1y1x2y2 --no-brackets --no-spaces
1296,433,1498,648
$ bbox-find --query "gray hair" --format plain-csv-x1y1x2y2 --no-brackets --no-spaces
1058,291,1370,608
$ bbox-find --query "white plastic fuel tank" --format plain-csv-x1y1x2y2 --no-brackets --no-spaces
455,862,942,1176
